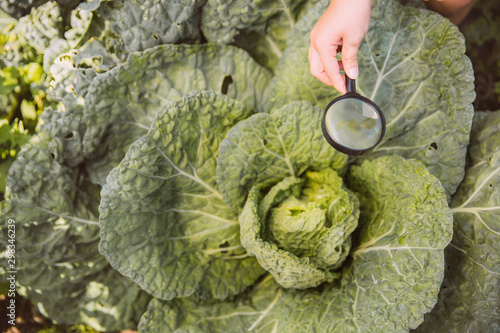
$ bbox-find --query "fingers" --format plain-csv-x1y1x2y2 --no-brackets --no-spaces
310,43,346,94
341,32,364,80
308,0,371,93
309,46,337,87
318,46,346,94
309,34,363,94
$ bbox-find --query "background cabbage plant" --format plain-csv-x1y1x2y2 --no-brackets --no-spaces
0,0,498,332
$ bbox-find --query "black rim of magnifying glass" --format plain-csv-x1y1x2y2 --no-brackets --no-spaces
322,77,386,156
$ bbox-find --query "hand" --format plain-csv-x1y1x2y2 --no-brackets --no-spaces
309,0,372,94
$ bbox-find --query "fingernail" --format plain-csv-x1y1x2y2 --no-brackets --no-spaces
349,67,358,79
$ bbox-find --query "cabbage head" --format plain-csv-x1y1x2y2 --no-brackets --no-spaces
239,170,359,289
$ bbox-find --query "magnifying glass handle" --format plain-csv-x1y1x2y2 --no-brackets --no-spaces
346,76,356,94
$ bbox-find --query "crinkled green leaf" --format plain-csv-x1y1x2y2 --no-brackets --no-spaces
16,1,64,54
202,0,320,71
265,179,320,257
265,0,475,197
201,0,292,43
138,155,452,332
0,201,106,291
0,103,149,330
17,267,151,331
417,111,500,332
49,39,119,103
99,91,265,301
138,276,284,333
243,182,339,289
231,30,284,72
43,7,94,71
217,101,347,212
77,0,103,11
1,1,94,71
6,108,88,207
0,0,48,19
64,6,93,44
271,170,359,270
102,0,204,56
3,107,105,289
34,5,93,73
0,19,42,67
83,43,272,184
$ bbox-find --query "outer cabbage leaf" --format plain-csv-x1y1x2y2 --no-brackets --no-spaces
417,111,500,332
16,267,151,331
0,0,84,19
100,0,204,57
138,155,452,332
6,107,89,209
0,199,105,293
83,43,272,185
15,1,63,54
63,5,94,45
0,11,41,66
217,101,347,211
1,1,94,71
99,91,265,301
265,0,475,197
201,0,320,71
78,0,104,11
49,39,119,103
0,0,48,19
42,5,94,71
2,107,99,278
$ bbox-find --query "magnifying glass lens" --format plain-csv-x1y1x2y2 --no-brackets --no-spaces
324,98,383,150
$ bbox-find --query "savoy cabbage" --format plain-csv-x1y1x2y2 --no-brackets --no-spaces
99,0,472,330
1,0,499,332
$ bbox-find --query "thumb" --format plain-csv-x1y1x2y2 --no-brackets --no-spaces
341,41,361,79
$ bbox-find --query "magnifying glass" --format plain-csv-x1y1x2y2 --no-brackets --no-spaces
322,76,385,156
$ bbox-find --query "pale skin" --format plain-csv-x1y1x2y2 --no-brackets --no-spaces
310,0,479,94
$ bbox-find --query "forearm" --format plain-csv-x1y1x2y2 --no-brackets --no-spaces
424,0,478,25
